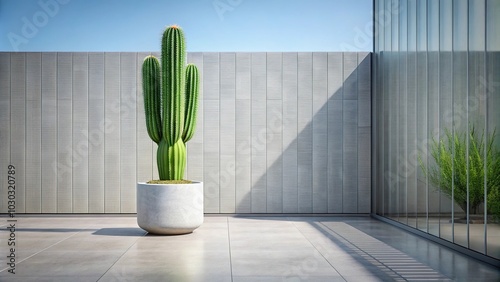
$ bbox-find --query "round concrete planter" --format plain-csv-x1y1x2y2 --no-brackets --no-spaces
137,182,203,235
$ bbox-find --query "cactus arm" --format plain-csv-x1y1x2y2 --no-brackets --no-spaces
162,26,185,146
142,55,162,144
182,64,199,143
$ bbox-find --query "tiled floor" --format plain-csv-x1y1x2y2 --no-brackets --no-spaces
0,216,499,281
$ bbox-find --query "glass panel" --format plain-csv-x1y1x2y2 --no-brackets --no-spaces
486,0,500,260
468,0,486,255
375,0,384,216
383,52,390,217
383,0,393,219
452,0,468,248
392,0,399,52
440,0,453,52
384,0,393,53
398,0,408,225
388,51,399,221
438,0,454,243
416,0,428,232
379,0,391,216
390,0,401,223
407,0,418,228
427,0,440,237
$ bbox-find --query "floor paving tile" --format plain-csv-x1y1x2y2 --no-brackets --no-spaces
233,275,347,282
0,250,124,278
0,215,498,281
230,249,342,277
103,249,231,280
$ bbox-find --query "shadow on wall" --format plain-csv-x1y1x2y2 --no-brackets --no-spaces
0,52,370,214
193,52,371,214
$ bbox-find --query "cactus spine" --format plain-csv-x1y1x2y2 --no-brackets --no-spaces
142,25,199,180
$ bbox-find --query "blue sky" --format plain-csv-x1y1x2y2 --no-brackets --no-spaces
0,0,373,52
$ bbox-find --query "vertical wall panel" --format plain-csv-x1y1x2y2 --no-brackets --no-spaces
186,52,204,182
88,52,105,212
282,52,298,213
236,53,251,100
72,53,89,213
204,53,219,100
328,53,343,100
328,99,343,213
25,53,41,213
328,53,344,213
104,53,121,213
235,99,251,212
41,53,57,213
204,100,220,213
267,53,282,100
235,53,251,212
57,53,73,213
358,53,371,127
343,101,358,213
266,52,283,213
119,53,137,213
0,53,10,213
203,52,220,213
358,52,371,213
297,52,313,213
220,52,236,213
312,52,328,213
358,127,371,213
266,100,283,213
11,53,26,213
251,52,267,213
343,53,358,100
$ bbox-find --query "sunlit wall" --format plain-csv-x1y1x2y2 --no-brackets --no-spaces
0,52,371,215
373,0,500,260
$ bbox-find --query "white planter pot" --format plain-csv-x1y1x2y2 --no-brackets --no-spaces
137,182,204,235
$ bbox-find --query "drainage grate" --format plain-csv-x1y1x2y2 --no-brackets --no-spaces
316,222,452,281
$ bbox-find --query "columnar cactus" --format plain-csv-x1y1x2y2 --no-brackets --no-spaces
142,25,199,180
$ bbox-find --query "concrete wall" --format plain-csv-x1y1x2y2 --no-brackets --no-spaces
0,52,371,214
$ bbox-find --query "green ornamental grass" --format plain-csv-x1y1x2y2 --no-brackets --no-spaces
421,126,500,218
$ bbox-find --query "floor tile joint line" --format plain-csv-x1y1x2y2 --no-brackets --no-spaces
96,228,148,281
0,224,93,273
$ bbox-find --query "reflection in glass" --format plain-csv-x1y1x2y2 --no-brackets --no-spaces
374,0,500,261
